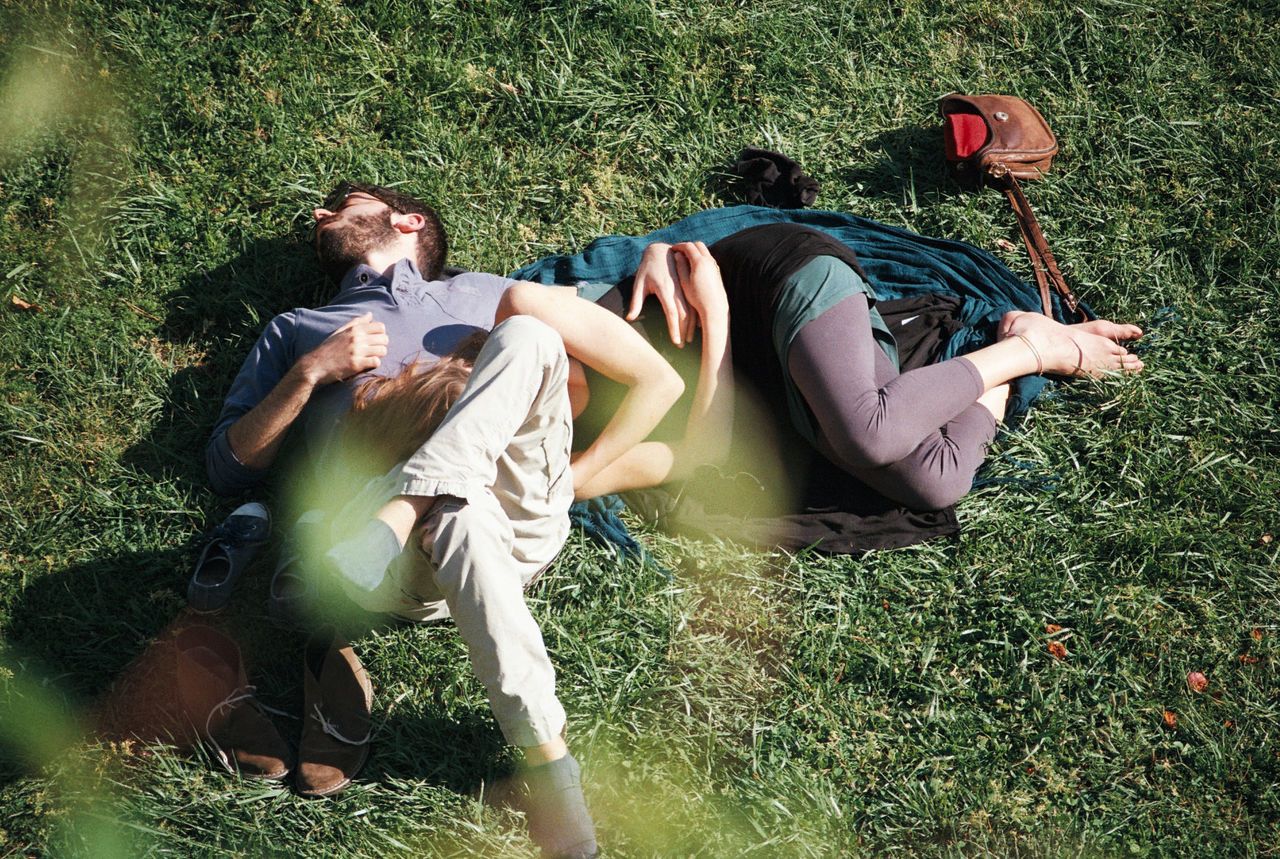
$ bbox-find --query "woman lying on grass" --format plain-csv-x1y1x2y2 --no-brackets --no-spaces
563,222,1146,512
345,223,1144,525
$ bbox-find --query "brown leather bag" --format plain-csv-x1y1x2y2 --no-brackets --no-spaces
939,94,1084,321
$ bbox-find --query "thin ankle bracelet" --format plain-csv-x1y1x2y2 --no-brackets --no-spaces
1014,333,1044,375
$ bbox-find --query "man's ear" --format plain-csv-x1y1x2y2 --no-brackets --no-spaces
391,212,426,234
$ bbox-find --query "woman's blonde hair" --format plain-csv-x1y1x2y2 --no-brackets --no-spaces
341,332,488,474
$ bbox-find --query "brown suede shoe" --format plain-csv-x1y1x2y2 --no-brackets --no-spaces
174,626,293,781
95,624,203,751
96,621,292,781
297,626,373,797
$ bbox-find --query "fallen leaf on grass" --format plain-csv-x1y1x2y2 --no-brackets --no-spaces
1048,641,1068,659
1260,534,1273,545
1045,624,1063,633
1239,654,1259,665
1224,719,1235,728
1251,627,1264,641
1163,710,1178,728
1187,672,1208,692
9,295,41,312
995,238,1018,252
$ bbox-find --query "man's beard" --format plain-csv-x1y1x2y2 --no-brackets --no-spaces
315,211,400,282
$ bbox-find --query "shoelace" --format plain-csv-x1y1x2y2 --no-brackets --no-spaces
203,685,294,774
310,703,371,746
210,517,268,545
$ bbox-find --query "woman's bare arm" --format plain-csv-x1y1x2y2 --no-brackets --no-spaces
496,283,685,497
659,242,733,470
573,242,734,498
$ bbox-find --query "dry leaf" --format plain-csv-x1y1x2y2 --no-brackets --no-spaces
1239,654,1259,665
1186,671,1208,692
1045,624,1063,633
1224,719,1235,728
1260,534,1273,545
499,81,519,95
9,295,41,312
1162,710,1178,728
1251,628,1264,641
1048,641,1068,659
995,238,1018,252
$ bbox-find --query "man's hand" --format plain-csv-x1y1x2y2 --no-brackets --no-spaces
223,312,388,472
627,242,697,347
298,312,389,385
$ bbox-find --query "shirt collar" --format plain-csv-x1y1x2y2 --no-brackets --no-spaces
335,258,423,295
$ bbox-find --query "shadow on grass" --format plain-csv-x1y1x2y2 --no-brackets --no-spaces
1,546,191,789
368,705,515,800
2,548,190,703
831,123,962,205
120,235,327,495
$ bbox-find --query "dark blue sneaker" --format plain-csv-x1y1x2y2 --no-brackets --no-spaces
188,502,272,613
268,510,326,626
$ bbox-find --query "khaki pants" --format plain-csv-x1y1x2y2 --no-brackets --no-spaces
342,316,575,747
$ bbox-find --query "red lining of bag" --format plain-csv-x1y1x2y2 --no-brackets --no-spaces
944,112,989,161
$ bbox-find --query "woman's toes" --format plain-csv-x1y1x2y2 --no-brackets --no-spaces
1075,319,1144,342
1075,333,1145,376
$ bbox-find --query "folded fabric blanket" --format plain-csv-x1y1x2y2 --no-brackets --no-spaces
515,205,1084,554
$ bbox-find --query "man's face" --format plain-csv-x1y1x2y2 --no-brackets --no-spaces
313,191,400,282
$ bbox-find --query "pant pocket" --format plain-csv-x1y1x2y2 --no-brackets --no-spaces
541,418,572,505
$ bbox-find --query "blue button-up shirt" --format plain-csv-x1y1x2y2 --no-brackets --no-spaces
206,259,514,494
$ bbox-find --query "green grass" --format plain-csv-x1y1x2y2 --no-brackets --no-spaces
2,0,1278,855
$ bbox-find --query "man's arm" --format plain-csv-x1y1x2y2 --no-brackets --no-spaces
206,312,388,493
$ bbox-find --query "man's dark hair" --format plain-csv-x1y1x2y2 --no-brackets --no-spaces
342,182,449,279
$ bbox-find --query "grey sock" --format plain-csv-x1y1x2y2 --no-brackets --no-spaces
522,752,598,859
325,518,403,594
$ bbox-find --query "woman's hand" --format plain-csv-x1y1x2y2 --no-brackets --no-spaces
574,242,734,498
670,241,727,325
628,242,697,347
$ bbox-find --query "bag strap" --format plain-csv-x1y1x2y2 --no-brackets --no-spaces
990,165,1084,321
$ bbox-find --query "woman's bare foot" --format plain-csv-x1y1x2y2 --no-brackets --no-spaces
998,313,1143,343
999,311,1144,377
